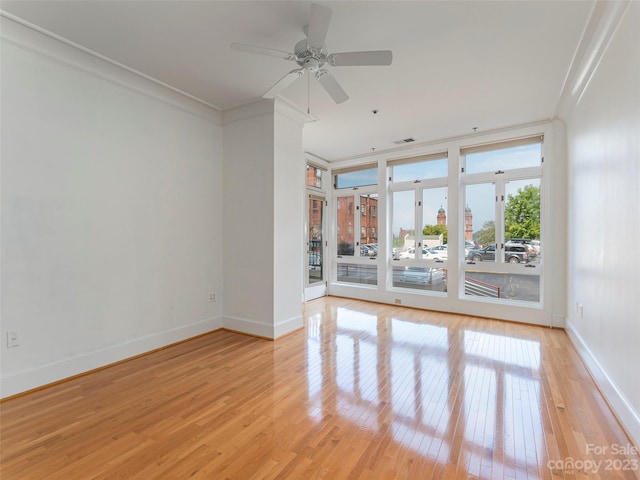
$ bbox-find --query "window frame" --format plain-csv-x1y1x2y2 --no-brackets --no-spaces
388,152,449,294
460,139,544,305
333,181,379,287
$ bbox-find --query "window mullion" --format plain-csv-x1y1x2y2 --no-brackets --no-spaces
415,188,423,254
495,181,506,263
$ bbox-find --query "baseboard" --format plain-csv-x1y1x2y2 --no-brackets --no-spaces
566,320,640,447
274,314,304,338
0,316,223,399
223,314,303,340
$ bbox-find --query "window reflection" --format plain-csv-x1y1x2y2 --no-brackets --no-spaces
305,304,545,477
335,335,380,401
463,365,496,448
504,373,543,472
463,330,541,369
391,319,448,349
336,308,378,335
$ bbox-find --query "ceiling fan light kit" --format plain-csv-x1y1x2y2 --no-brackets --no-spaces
231,3,393,105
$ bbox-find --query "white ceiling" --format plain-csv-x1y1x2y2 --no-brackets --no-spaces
1,1,594,161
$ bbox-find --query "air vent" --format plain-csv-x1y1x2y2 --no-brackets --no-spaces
393,138,415,145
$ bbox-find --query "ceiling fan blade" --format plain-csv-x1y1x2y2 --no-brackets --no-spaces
306,4,332,49
328,50,393,66
263,69,305,98
316,70,349,104
231,42,296,61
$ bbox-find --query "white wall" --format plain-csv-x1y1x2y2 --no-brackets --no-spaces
0,18,224,397
564,2,640,445
273,103,305,336
222,99,307,339
222,102,276,336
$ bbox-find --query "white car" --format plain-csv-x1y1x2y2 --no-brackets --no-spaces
397,247,428,259
427,247,448,259
398,266,445,285
398,247,447,260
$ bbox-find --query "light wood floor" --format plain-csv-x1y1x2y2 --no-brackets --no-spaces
1,297,638,479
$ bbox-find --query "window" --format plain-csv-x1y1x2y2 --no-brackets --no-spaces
334,164,378,286
461,136,543,304
464,136,542,175
335,194,379,285
306,164,324,189
307,196,324,285
334,165,377,189
391,153,448,182
305,162,328,298
389,152,448,293
371,206,376,217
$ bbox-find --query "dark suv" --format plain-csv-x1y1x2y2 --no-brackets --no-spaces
466,244,530,263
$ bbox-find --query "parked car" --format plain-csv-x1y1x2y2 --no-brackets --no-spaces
506,238,538,257
530,239,541,255
466,244,529,263
360,245,375,256
467,244,496,261
398,266,445,285
464,240,480,256
424,248,447,260
364,244,378,256
397,247,430,259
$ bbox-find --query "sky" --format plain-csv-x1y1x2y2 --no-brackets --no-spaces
392,144,541,240
335,143,542,243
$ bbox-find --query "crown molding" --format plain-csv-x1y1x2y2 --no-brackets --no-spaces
0,12,222,124
274,97,316,126
222,96,315,126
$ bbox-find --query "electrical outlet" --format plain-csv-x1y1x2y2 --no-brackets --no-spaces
209,292,216,303
395,298,402,305
7,330,20,348
576,302,583,318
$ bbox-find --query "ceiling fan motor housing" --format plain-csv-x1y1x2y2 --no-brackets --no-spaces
295,39,327,71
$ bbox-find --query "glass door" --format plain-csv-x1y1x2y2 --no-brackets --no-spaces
305,194,327,300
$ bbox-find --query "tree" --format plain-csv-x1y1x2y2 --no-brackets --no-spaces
422,224,448,244
505,184,540,240
475,220,495,247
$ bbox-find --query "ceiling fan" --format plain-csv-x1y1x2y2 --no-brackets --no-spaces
231,3,393,104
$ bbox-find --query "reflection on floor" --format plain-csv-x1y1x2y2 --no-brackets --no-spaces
1,297,638,479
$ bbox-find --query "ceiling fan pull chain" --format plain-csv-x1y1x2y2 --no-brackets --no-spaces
308,72,311,115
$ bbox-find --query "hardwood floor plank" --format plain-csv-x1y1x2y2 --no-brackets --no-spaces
1,297,638,479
